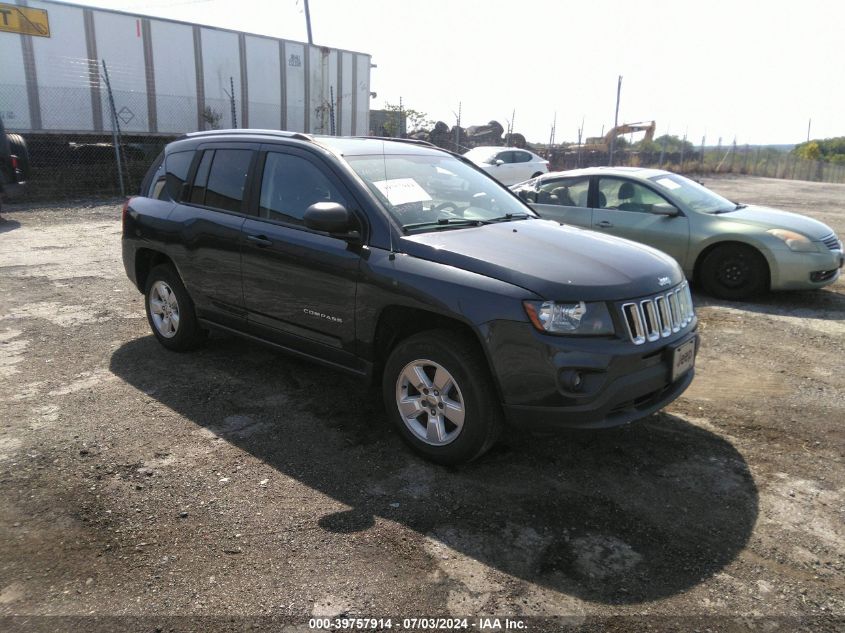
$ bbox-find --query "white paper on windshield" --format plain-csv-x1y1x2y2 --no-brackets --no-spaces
655,177,681,190
373,178,432,205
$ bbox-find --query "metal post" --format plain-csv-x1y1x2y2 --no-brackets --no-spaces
329,86,336,135
576,117,584,168
101,59,125,197
303,0,313,45
608,75,622,166
230,76,238,128
454,101,461,152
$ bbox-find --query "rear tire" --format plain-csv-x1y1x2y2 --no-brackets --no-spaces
382,329,503,465
699,243,768,300
144,264,206,351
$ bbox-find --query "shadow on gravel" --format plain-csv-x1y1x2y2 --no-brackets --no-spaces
110,334,758,605
692,286,845,320
0,219,21,233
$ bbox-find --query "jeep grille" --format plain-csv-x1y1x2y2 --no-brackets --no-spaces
621,282,695,345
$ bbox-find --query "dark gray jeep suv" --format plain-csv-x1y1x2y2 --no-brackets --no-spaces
122,130,698,464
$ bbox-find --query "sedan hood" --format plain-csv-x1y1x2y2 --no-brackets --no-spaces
724,205,835,240
400,219,683,301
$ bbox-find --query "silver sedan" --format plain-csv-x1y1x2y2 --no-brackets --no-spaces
513,167,844,299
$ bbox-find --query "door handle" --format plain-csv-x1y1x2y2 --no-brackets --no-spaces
596,220,614,228
247,234,273,247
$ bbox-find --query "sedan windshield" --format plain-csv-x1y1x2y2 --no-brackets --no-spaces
345,153,535,233
648,173,737,214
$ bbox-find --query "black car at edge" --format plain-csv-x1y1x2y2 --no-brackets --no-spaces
122,130,699,464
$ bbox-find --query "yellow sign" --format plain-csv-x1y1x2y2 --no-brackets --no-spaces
0,3,50,37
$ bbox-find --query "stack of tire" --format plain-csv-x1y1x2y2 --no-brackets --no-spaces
0,120,31,217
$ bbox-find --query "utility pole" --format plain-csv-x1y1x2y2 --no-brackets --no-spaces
548,112,556,153
454,101,461,151
608,75,622,166
807,118,812,143
303,0,313,45
506,108,515,145
577,117,584,167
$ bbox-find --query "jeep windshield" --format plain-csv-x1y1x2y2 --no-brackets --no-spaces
344,153,536,233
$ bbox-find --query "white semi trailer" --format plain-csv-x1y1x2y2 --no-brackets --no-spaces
0,0,372,136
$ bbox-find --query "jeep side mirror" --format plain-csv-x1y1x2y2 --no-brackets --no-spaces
303,202,359,239
651,202,680,217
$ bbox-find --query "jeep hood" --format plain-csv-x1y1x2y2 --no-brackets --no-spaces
722,205,835,240
400,219,684,301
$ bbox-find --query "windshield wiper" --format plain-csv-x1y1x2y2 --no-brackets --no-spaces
734,203,747,210
402,218,488,232
484,212,532,223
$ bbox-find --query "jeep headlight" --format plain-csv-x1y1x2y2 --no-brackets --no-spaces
523,300,615,335
767,229,817,252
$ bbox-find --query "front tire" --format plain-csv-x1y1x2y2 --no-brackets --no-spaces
382,330,502,465
144,264,206,351
699,243,769,300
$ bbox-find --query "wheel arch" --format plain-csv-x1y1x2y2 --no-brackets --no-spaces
370,305,505,402
692,238,774,289
134,248,178,292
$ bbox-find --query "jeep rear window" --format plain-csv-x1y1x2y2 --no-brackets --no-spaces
165,150,194,200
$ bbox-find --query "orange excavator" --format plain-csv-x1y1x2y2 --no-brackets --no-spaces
583,121,656,151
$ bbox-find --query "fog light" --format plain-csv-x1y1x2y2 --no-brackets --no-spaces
560,369,584,392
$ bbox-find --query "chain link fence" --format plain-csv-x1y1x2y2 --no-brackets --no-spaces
540,145,845,184
4,62,845,202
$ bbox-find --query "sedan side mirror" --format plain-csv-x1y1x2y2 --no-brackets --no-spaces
494,159,505,166
651,202,680,217
304,202,359,240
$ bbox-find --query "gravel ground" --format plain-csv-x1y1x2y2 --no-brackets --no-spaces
0,176,843,632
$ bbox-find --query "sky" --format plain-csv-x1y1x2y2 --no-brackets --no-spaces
64,0,843,145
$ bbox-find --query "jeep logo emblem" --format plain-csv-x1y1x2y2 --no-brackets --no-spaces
658,276,671,286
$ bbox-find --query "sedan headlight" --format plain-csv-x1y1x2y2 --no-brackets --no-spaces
523,300,615,335
767,229,817,252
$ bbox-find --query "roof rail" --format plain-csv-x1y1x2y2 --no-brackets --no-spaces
184,129,314,143
351,136,437,148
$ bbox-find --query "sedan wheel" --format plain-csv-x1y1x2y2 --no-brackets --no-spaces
700,244,769,300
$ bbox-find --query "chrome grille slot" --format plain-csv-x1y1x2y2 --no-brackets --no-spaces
821,233,842,251
622,302,646,345
640,300,660,342
669,291,682,332
620,282,696,345
654,295,672,337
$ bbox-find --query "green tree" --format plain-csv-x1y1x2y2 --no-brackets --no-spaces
793,137,845,162
382,101,433,136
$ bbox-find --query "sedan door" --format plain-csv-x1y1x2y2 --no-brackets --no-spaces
489,150,519,184
511,150,536,182
529,175,593,228
240,147,364,372
591,176,690,264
